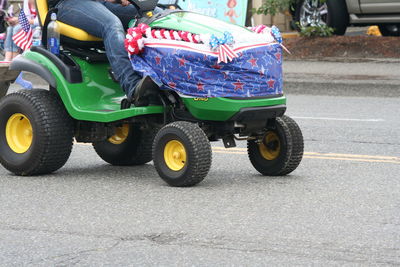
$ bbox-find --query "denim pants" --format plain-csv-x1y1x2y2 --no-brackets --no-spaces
5,24,21,52
55,0,142,97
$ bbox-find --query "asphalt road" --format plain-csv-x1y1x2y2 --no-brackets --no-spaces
1,83,399,265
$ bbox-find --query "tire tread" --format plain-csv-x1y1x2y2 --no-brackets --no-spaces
0,89,74,175
93,124,160,166
247,115,303,176
277,116,304,175
153,121,212,187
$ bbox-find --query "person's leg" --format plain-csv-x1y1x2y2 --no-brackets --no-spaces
100,2,163,29
3,52,12,61
11,52,19,59
56,0,141,97
3,24,31,88
100,1,139,29
4,25,22,61
10,25,21,55
4,26,15,61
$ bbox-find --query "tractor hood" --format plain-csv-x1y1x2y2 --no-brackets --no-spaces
149,11,253,36
131,11,283,99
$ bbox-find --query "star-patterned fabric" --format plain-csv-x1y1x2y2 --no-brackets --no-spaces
130,41,283,98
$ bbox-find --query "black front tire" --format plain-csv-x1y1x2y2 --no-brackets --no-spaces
248,116,304,176
153,121,212,187
0,90,74,175
93,124,159,166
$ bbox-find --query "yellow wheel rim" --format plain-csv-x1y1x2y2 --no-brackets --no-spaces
164,140,187,171
5,113,33,154
259,131,281,160
108,124,129,145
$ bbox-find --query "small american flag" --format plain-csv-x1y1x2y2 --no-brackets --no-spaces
12,9,33,51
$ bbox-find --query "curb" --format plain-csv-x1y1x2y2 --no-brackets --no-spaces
284,80,400,98
284,57,400,64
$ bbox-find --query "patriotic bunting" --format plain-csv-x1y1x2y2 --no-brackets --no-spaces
125,24,284,98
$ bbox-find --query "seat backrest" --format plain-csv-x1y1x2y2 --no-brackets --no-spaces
36,0,48,26
35,0,102,42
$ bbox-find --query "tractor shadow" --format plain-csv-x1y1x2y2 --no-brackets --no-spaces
58,159,307,188
204,168,305,188
21,162,162,187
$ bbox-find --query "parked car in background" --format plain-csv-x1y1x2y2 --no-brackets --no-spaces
292,0,400,36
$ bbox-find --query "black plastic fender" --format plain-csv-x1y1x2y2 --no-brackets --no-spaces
0,81,11,98
0,62,19,98
10,56,57,88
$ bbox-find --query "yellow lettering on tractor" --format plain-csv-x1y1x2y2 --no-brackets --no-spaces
193,98,209,102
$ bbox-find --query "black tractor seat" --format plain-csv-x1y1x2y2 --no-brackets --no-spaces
63,46,109,63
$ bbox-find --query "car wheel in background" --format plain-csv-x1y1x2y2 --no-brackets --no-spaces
294,0,349,35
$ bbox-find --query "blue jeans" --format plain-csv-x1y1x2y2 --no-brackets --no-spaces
56,0,142,97
5,24,21,52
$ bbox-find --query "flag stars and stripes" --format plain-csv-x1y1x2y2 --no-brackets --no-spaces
275,52,282,61
259,65,266,77
211,63,223,70
168,81,176,89
178,57,187,67
267,78,275,89
248,56,258,67
232,80,245,91
196,81,205,91
12,9,33,51
222,71,230,79
155,56,162,65
185,66,194,80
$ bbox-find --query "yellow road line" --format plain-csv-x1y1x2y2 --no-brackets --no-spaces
213,147,246,151
212,147,400,164
213,147,399,160
75,143,399,164
304,156,400,164
213,151,247,155
304,152,399,160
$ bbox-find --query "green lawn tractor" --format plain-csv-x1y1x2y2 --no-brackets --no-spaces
0,0,303,187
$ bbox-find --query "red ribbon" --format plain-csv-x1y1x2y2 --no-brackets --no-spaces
217,44,239,64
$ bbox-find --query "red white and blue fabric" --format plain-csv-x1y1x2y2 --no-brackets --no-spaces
12,9,33,51
130,40,282,98
209,32,238,63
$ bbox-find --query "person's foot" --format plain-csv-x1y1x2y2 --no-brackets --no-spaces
121,98,132,110
15,73,33,90
131,76,160,106
121,76,160,109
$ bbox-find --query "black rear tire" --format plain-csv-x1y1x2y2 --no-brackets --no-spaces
378,24,400,36
0,89,74,175
153,121,212,187
294,0,349,35
248,115,303,176
93,124,159,166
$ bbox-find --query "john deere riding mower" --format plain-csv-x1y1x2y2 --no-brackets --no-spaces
0,0,303,186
